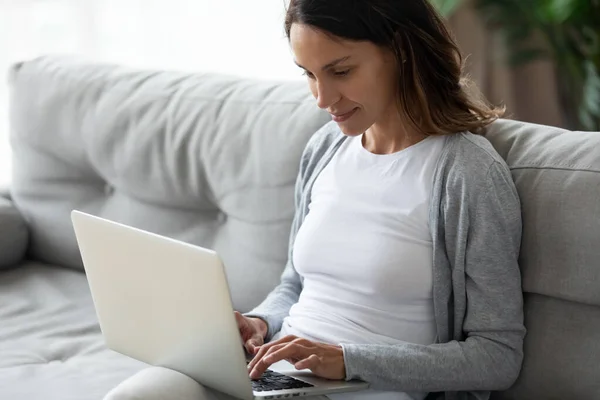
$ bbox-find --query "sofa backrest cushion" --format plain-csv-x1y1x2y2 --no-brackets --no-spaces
485,119,600,399
8,56,330,312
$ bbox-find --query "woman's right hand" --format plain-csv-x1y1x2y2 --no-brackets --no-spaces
234,311,268,355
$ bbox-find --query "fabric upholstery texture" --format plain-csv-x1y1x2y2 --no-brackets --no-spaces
0,262,146,400
0,196,28,269
485,120,600,399
485,120,600,307
493,293,600,399
8,55,330,311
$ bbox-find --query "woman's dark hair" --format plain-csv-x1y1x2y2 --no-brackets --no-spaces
285,0,504,135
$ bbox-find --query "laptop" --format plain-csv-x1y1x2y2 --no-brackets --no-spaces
71,210,369,400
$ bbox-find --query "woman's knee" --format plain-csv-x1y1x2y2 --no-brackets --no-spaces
103,367,208,400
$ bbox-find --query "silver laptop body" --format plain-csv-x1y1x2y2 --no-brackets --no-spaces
71,210,369,400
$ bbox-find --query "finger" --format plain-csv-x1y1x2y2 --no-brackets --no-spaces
263,343,311,366
247,336,296,371
234,311,245,327
294,354,320,370
249,343,310,380
245,334,263,354
249,333,265,353
247,342,288,372
234,312,246,342
244,340,256,354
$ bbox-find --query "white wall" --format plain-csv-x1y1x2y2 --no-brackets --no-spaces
0,0,303,188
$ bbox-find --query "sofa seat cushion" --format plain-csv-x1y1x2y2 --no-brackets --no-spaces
0,262,145,400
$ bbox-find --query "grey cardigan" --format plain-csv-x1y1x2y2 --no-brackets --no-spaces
246,122,526,400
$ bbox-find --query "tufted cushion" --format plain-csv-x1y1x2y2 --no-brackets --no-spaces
485,119,600,399
8,55,330,312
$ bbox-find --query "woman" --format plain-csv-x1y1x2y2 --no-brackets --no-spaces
106,0,525,399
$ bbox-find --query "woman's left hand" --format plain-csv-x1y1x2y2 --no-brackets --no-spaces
247,335,346,381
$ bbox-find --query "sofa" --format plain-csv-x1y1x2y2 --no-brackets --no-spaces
0,56,598,400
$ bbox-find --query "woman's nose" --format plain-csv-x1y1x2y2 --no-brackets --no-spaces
313,80,340,110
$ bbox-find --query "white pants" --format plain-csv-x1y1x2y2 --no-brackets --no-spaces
104,367,331,400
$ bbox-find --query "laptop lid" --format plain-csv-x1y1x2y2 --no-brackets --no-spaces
71,210,255,400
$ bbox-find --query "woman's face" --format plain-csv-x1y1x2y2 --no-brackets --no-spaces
289,23,399,136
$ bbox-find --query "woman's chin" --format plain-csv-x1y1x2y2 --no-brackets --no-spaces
335,121,366,137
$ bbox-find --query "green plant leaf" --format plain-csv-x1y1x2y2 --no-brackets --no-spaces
475,0,600,131
429,0,463,17
537,0,576,23
580,60,600,130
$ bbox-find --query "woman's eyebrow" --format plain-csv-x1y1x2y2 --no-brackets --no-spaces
295,56,352,71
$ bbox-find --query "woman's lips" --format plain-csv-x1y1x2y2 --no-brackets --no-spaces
331,108,358,122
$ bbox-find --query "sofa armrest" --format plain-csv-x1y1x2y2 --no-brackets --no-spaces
0,184,10,200
0,196,29,269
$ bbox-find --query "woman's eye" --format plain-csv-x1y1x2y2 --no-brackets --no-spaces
333,70,350,77
302,71,315,79
302,69,350,79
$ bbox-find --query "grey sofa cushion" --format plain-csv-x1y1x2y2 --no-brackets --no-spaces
0,262,146,400
497,293,600,399
7,55,330,312
485,119,600,399
486,120,600,307
0,197,28,269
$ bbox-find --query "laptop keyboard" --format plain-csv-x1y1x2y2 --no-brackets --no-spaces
251,369,314,392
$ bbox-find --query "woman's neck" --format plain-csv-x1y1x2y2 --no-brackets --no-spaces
363,117,427,155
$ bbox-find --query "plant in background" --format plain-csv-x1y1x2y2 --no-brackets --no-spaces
474,0,600,131
430,0,600,131
430,0,464,16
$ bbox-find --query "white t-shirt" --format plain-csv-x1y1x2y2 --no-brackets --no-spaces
278,133,447,400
